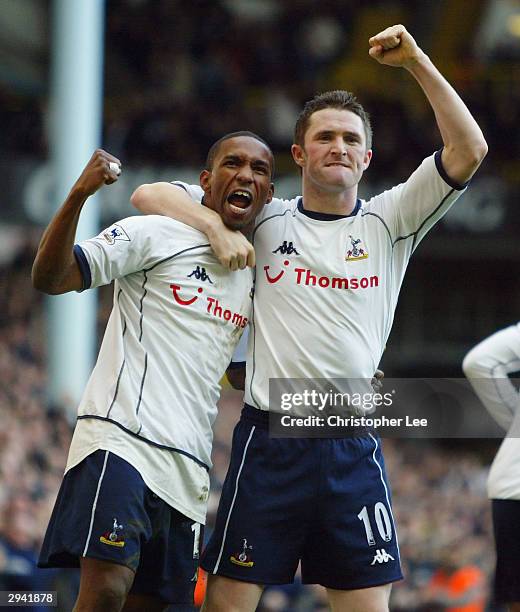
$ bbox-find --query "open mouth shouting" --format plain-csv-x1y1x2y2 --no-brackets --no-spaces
227,189,253,216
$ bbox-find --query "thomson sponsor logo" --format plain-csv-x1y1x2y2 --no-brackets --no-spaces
295,267,379,290
170,284,248,328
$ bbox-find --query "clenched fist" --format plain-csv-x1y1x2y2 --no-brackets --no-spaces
368,24,425,69
73,149,122,198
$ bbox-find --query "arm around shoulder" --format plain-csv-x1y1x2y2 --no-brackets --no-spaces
131,182,255,271
131,182,217,233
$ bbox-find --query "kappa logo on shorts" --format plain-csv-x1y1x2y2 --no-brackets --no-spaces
230,538,254,567
346,235,368,261
370,548,394,565
102,224,130,245
99,517,125,547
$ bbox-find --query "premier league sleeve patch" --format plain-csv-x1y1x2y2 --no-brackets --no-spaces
101,223,131,245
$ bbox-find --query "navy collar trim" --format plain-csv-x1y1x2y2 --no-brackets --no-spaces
297,197,361,220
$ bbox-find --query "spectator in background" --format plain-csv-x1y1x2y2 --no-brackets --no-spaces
419,545,486,612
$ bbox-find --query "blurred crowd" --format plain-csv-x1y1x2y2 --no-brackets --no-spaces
2,0,520,190
0,239,502,610
0,236,78,610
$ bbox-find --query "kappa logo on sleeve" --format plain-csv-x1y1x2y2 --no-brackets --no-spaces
102,224,131,245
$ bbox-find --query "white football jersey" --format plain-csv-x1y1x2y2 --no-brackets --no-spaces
68,212,252,522
181,153,467,415
245,152,466,411
463,323,520,500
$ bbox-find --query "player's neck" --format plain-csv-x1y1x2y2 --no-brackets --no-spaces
301,181,359,216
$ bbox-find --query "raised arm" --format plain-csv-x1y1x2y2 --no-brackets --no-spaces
32,149,121,294
369,24,488,185
131,182,255,271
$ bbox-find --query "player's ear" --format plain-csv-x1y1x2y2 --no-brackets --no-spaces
200,169,211,194
266,182,274,204
291,144,306,169
363,148,373,170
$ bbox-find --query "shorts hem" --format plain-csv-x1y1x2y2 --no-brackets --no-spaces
302,573,404,590
200,564,294,586
38,551,137,573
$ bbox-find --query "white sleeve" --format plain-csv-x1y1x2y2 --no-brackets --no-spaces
463,324,520,431
74,215,174,289
369,151,468,251
170,181,204,203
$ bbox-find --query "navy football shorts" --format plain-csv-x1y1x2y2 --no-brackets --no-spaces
38,450,202,605
201,405,403,590
492,499,520,604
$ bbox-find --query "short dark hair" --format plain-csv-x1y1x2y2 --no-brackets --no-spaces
294,91,372,150
206,131,275,178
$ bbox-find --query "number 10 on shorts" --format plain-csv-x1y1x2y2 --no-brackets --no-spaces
358,503,393,546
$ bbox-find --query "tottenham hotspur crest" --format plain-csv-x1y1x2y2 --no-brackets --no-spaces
99,517,125,547
346,235,368,261
230,538,254,567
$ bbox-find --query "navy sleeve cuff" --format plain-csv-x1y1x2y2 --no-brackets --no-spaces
227,361,246,370
434,149,470,191
73,244,92,292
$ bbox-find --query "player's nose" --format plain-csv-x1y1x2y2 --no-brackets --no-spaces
236,164,254,182
330,137,347,156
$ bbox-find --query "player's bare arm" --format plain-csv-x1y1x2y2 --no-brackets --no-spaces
32,149,121,294
131,182,255,271
369,24,487,184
